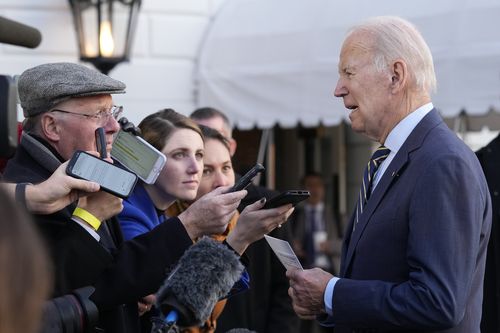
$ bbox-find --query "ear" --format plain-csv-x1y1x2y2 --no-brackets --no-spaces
39,113,61,142
390,59,408,93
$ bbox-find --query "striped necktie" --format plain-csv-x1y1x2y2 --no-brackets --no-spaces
353,145,391,231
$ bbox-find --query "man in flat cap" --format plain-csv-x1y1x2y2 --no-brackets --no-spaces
3,62,247,333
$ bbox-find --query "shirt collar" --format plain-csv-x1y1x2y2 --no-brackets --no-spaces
384,102,434,154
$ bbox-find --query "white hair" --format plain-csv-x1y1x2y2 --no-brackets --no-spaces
347,16,437,93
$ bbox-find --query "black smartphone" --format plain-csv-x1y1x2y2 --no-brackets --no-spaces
263,190,310,209
228,163,265,193
66,150,138,198
95,127,107,158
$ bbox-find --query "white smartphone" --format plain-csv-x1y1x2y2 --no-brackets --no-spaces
110,130,166,184
66,151,138,198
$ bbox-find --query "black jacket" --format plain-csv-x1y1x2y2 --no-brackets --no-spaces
3,134,193,333
476,133,500,333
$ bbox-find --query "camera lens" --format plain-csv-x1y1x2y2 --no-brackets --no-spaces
39,286,98,333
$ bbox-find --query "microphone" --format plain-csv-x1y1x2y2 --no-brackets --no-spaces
155,237,245,330
0,16,42,49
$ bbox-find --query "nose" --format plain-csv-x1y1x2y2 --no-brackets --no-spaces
213,171,230,189
187,156,202,175
334,79,347,98
104,115,121,135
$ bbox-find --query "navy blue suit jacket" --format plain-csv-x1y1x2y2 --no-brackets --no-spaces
331,110,491,333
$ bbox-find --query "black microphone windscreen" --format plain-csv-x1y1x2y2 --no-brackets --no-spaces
0,16,42,49
156,237,244,327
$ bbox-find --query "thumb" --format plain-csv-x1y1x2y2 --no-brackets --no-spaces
211,185,232,195
70,178,100,193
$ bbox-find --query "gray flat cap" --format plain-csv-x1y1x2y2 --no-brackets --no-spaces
18,62,126,117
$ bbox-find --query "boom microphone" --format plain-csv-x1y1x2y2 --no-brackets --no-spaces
155,237,244,330
0,16,42,49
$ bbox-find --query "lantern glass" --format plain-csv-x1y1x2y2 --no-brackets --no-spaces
69,0,141,74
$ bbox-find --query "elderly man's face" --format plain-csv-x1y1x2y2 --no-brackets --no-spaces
50,94,120,160
334,31,396,143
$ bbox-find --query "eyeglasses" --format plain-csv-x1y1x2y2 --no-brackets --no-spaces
50,105,123,124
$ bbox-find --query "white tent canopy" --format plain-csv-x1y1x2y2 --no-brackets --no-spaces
197,0,500,129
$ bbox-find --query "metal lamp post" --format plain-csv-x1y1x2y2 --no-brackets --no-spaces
68,0,141,75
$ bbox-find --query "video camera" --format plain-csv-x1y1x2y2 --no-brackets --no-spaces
0,15,43,158
40,287,99,333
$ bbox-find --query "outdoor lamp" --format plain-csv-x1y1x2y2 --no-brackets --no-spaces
68,0,141,74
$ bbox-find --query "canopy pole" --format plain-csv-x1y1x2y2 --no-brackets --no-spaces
255,128,275,189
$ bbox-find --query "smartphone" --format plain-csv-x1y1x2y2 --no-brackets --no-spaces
66,150,138,198
111,130,167,184
228,163,265,193
263,190,310,209
95,127,107,158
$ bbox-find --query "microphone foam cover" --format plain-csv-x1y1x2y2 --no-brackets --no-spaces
0,16,42,48
156,236,244,327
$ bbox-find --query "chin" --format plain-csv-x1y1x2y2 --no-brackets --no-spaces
350,122,364,134
181,191,198,202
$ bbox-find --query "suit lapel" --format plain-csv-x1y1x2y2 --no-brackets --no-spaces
342,153,409,274
341,109,443,276
339,213,355,276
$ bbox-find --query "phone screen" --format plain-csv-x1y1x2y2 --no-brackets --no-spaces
111,130,166,183
70,152,137,197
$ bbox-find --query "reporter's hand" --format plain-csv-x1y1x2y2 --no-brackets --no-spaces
225,199,294,255
286,268,332,319
178,186,247,240
77,190,123,222
25,161,100,214
138,294,156,317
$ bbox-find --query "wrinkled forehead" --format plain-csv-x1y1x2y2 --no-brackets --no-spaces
341,30,374,55
339,32,375,69
54,94,113,111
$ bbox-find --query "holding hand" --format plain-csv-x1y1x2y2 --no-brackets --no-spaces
286,268,332,319
178,186,247,240
77,190,124,222
25,160,100,214
226,198,294,255
137,294,156,316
